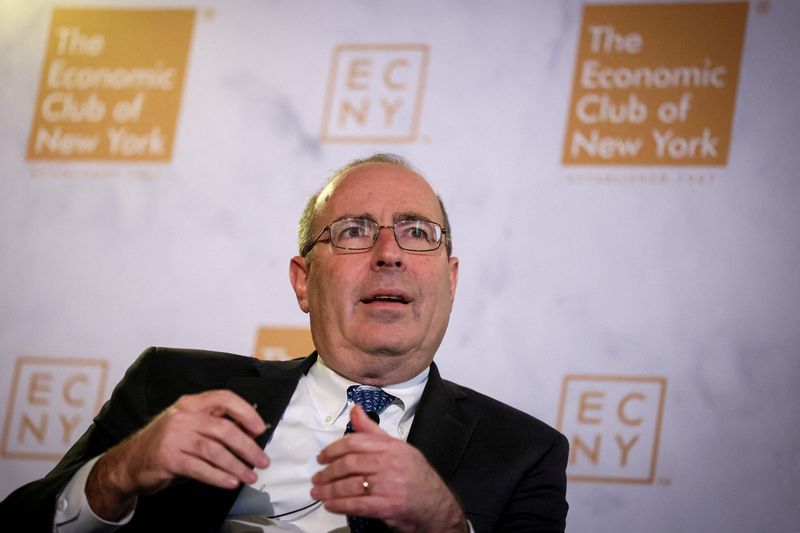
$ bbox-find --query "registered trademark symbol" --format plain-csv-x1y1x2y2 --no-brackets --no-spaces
657,477,672,486
202,8,216,21
755,0,772,15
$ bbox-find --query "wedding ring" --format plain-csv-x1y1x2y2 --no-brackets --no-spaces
361,477,370,494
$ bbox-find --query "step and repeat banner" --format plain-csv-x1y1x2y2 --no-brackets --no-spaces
1,1,798,531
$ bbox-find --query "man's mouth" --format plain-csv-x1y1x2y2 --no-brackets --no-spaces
361,293,411,305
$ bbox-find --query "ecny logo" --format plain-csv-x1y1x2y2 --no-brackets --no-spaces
557,374,667,483
321,44,429,143
2,357,108,460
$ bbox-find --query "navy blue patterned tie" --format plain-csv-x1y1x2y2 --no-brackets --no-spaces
345,385,397,532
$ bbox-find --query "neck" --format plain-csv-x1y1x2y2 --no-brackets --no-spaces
317,349,431,387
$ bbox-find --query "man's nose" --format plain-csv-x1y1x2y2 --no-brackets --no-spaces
372,226,404,269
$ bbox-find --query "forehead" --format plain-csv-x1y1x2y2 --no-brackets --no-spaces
317,163,443,224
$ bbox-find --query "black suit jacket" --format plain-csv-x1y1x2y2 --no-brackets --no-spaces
0,347,568,532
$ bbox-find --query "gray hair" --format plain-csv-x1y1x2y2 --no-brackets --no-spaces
297,153,453,264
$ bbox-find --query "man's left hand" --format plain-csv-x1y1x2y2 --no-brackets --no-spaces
311,404,468,533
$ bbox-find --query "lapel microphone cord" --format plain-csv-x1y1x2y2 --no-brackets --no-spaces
264,410,381,520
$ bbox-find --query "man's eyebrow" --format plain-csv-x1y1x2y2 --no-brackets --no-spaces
332,212,434,224
394,211,434,223
334,213,377,223
336,212,375,220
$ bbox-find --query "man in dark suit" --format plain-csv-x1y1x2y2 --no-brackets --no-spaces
0,154,568,532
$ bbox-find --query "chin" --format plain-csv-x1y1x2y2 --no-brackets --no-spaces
361,343,410,358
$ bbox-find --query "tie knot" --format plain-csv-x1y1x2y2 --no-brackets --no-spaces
347,385,397,415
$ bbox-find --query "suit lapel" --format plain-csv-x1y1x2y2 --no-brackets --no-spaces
407,363,477,480
227,353,317,447
189,353,317,529
181,355,473,530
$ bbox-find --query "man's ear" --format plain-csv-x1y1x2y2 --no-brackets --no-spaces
448,256,459,302
289,256,310,313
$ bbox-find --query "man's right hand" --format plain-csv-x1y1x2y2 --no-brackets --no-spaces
85,390,270,521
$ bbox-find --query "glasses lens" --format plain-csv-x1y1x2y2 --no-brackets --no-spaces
394,220,442,251
330,218,376,249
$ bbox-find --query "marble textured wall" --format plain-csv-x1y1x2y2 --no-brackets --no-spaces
1,1,799,531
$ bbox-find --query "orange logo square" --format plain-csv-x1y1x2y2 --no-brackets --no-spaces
321,44,430,143
26,8,195,161
557,375,667,484
562,3,748,166
1,357,108,460
252,326,315,361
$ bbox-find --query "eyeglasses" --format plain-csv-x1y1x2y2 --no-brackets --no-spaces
303,217,446,255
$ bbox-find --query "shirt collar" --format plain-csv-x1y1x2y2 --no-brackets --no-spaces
306,356,429,426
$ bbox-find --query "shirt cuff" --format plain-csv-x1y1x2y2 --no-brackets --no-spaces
55,455,136,533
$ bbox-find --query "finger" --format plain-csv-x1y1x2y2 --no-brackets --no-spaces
195,390,268,437
316,405,390,465
175,452,244,490
349,404,386,436
321,494,386,519
182,433,258,485
317,432,391,465
312,452,381,485
198,416,269,469
311,473,380,501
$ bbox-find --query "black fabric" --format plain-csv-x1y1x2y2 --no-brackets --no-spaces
0,347,568,532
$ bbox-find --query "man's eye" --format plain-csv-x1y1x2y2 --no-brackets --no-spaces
400,222,431,240
336,223,369,240
407,226,427,239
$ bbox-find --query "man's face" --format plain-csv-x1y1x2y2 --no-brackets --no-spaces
290,162,459,385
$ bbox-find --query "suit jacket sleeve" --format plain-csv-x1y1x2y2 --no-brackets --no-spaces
409,366,569,532
448,402,569,533
0,346,299,533
0,347,162,532
489,431,569,532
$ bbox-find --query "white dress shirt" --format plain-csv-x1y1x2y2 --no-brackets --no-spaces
54,357,428,533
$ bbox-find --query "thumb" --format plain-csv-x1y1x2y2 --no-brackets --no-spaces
349,404,385,435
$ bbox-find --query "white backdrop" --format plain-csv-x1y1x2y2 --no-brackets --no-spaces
2,1,799,532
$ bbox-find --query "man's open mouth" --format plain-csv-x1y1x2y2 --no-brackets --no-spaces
361,293,410,304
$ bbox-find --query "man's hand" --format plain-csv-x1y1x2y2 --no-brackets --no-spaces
85,390,270,521
311,405,468,533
